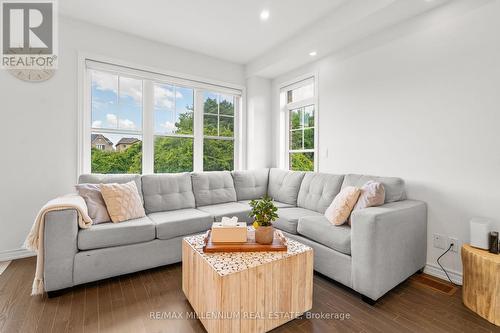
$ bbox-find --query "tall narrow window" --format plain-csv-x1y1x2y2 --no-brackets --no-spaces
203,92,235,171
282,78,316,171
90,70,143,173
153,84,194,173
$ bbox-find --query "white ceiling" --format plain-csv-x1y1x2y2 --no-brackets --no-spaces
59,0,347,64
60,0,461,78
247,0,455,77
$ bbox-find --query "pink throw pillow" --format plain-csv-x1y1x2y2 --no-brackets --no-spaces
349,181,385,225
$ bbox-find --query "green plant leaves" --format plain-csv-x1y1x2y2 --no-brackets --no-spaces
248,195,279,227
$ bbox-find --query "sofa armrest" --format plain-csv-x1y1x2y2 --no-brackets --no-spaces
43,209,79,291
350,200,427,300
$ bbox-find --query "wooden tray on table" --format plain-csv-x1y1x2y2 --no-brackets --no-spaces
202,228,288,253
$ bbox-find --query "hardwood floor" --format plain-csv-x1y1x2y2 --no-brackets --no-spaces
0,257,498,333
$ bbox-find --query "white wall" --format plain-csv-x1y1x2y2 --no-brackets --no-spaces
272,1,500,278
0,17,245,256
246,77,272,169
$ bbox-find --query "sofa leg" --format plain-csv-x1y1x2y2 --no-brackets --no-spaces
361,295,377,306
417,267,425,274
47,289,67,298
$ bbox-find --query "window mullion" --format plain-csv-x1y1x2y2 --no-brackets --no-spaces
142,80,154,174
233,96,241,170
217,94,220,137
193,89,204,172
285,109,290,170
302,107,305,150
81,66,92,174
173,86,178,122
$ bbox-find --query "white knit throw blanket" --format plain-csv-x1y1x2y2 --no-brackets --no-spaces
24,194,92,295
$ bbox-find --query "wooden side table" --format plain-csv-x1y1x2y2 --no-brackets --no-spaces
182,234,313,333
461,244,500,326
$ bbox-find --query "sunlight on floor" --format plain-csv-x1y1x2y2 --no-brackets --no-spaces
0,261,11,275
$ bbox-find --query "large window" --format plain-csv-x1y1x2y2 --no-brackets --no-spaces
281,78,316,171
82,60,241,174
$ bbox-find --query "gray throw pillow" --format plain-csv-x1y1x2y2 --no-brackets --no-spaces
75,183,110,224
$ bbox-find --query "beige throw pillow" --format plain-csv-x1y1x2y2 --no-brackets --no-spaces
324,186,361,226
75,183,110,224
100,181,145,223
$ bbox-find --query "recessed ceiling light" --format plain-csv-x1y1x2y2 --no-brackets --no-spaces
260,10,270,21
309,51,317,57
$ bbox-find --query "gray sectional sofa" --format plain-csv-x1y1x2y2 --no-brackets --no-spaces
43,168,427,302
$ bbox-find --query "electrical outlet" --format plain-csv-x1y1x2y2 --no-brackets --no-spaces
448,237,461,253
433,234,446,250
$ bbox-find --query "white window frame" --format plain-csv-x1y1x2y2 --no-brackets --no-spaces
279,75,319,171
78,53,245,176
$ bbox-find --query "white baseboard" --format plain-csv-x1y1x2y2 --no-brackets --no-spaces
424,263,463,285
0,248,35,262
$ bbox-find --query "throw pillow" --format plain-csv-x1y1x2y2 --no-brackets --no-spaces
324,186,361,226
100,181,146,223
353,181,385,211
349,181,385,225
75,184,110,224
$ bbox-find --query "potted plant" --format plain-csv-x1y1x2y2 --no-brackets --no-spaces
249,196,279,245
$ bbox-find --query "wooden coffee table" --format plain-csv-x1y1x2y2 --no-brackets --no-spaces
182,234,313,333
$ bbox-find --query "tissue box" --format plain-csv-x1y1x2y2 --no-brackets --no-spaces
211,222,248,243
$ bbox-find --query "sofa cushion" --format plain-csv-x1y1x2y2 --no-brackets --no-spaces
342,174,405,203
78,174,143,201
232,169,269,201
268,169,305,206
78,216,155,250
238,200,294,209
273,207,322,234
273,201,294,208
297,172,344,213
148,209,213,240
142,173,195,214
197,202,252,223
191,171,237,206
297,216,351,255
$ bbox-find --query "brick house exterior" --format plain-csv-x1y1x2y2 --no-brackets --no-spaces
91,134,113,151
115,138,141,152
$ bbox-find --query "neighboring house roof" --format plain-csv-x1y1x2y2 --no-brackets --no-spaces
91,133,113,145
116,137,141,146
